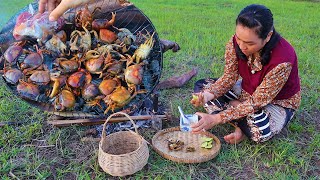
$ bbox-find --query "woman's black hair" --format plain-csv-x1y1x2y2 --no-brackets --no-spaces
235,4,280,65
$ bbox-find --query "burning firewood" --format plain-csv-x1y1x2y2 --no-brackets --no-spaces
160,39,180,53
155,68,198,90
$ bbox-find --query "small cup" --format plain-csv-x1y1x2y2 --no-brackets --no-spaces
180,114,199,132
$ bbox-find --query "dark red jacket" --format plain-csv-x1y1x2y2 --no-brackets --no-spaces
233,36,300,100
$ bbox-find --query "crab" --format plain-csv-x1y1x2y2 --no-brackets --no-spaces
124,63,144,93
99,29,118,44
28,70,50,85
84,50,109,76
96,44,126,59
2,68,23,84
45,32,67,55
98,78,120,96
103,86,137,114
82,77,120,109
54,56,80,74
16,80,40,100
92,12,116,31
54,88,76,111
83,77,121,109
118,0,132,6
101,52,129,78
3,44,23,65
131,31,155,64
117,28,136,44
70,22,98,53
49,72,67,98
75,4,100,29
56,30,67,42
67,69,92,95
69,34,80,52
168,139,184,151
81,83,100,101
20,45,48,74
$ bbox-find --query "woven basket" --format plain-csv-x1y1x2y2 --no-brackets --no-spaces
152,127,221,163
98,112,149,177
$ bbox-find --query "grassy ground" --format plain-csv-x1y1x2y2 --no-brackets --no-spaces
0,0,319,179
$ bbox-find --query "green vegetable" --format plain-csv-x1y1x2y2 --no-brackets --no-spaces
201,141,208,148
200,136,214,149
204,144,212,149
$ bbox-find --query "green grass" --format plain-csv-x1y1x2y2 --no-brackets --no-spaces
0,0,319,179
0,0,30,28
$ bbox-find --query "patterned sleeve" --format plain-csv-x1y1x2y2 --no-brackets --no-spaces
219,62,293,122
204,38,239,99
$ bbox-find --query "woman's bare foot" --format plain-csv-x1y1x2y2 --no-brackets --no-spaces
224,126,246,144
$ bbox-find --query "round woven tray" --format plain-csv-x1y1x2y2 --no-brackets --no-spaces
152,127,221,163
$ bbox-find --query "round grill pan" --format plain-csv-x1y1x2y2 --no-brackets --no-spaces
0,0,163,118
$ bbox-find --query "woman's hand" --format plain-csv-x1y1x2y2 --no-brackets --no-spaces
191,112,223,133
38,0,92,21
190,91,215,107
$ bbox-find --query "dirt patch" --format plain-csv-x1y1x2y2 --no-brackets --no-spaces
307,155,320,177
27,124,98,178
309,109,320,131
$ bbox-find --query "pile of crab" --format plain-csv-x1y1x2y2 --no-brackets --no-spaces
0,5,157,115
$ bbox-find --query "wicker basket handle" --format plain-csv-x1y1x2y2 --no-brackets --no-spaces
101,112,139,140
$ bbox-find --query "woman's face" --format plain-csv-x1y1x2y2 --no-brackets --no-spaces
235,24,270,57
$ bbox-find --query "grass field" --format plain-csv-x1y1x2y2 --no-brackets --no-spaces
0,0,319,179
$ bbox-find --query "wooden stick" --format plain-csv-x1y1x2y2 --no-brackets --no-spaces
47,114,171,127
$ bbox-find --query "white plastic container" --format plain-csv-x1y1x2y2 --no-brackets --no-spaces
180,114,199,132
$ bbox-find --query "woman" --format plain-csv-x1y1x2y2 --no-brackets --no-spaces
190,4,301,144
